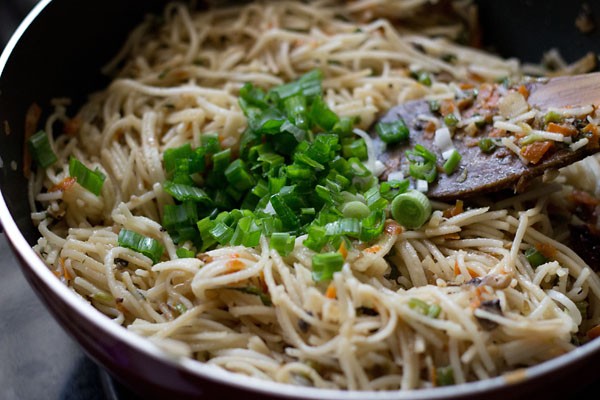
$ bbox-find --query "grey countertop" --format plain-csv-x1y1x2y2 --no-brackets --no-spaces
0,233,107,399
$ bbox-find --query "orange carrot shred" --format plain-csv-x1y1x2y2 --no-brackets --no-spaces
443,200,464,218
23,102,42,179
583,123,600,148
535,243,557,259
384,221,403,235
517,84,529,99
325,283,337,299
226,259,245,273
546,122,577,136
49,177,77,192
521,141,554,164
454,260,460,275
364,245,381,254
338,241,348,260
587,324,600,340
440,100,455,116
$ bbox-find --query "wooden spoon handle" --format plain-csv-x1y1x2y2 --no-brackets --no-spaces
528,71,600,109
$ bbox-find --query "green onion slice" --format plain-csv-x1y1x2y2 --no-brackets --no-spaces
312,252,344,282
118,229,164,264
375,119,409,144
391,190,432,229
69,157,105,196
28,130,58,168
442,149,462,175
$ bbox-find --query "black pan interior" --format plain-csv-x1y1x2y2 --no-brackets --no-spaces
0,0,167,241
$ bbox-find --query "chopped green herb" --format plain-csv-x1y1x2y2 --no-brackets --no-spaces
391,190,432,229
525,247,548,268
442,149,462,175
436,366,455,386
28,130,58,168
312,252,344,282
69,157,105,196
478,137,497,154
375,119,410,144
118,229,164,264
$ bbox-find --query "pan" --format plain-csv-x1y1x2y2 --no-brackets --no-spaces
1,0,599,399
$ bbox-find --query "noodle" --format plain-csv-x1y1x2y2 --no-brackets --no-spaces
29,0,600,391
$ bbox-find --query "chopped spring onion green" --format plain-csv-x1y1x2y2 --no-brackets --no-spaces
176,247,196,258
28,130,57,168
391,190,432,229
478,137,497,154
342,138,368,160
442,149,462,175
428,100,441,113
375,119,410,144
312,252,344,282
163,181,212,204
232,286,272,306
270,232,296,256
444,113,459,127
69,157,106,196
159,69,436,259
544,110,562,124
341,201,370,219
118,229,164,264
408,298,441,318
436,366,455,386
406,144,438,183
525,247,548,268
224,159,255,191
417,71,432,86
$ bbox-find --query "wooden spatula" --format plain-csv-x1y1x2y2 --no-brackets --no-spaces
372,72,600,201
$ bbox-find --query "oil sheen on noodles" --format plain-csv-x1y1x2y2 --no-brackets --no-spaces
28,0,600,391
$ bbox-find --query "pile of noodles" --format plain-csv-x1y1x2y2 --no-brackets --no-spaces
28,0,600,391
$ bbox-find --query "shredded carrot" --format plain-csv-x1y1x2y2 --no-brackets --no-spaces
587,324,600,340
459,82,475,90
443,200,464,218
467,267,480,278
440,100,455,116
23,102,42,179
470,286,485,309
115,298,127,314
197,253,213,263
259,270,268,293
338,241,348,259
325,283,337,299
457,97,474,110
60,258,74,281
454,260,478,278
569,189,600,206
517,84,529,99
488,128,507,138
384,221,403,235
364,245,381,254
63,116,81,136
521,141,554,164
583,123,600,148
430,367,437,386
49,177,77,192
442,233,461,240
226,259,245,273
535,243,557,259
546,122,577,136
52,270,62,278
424,121,436,138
